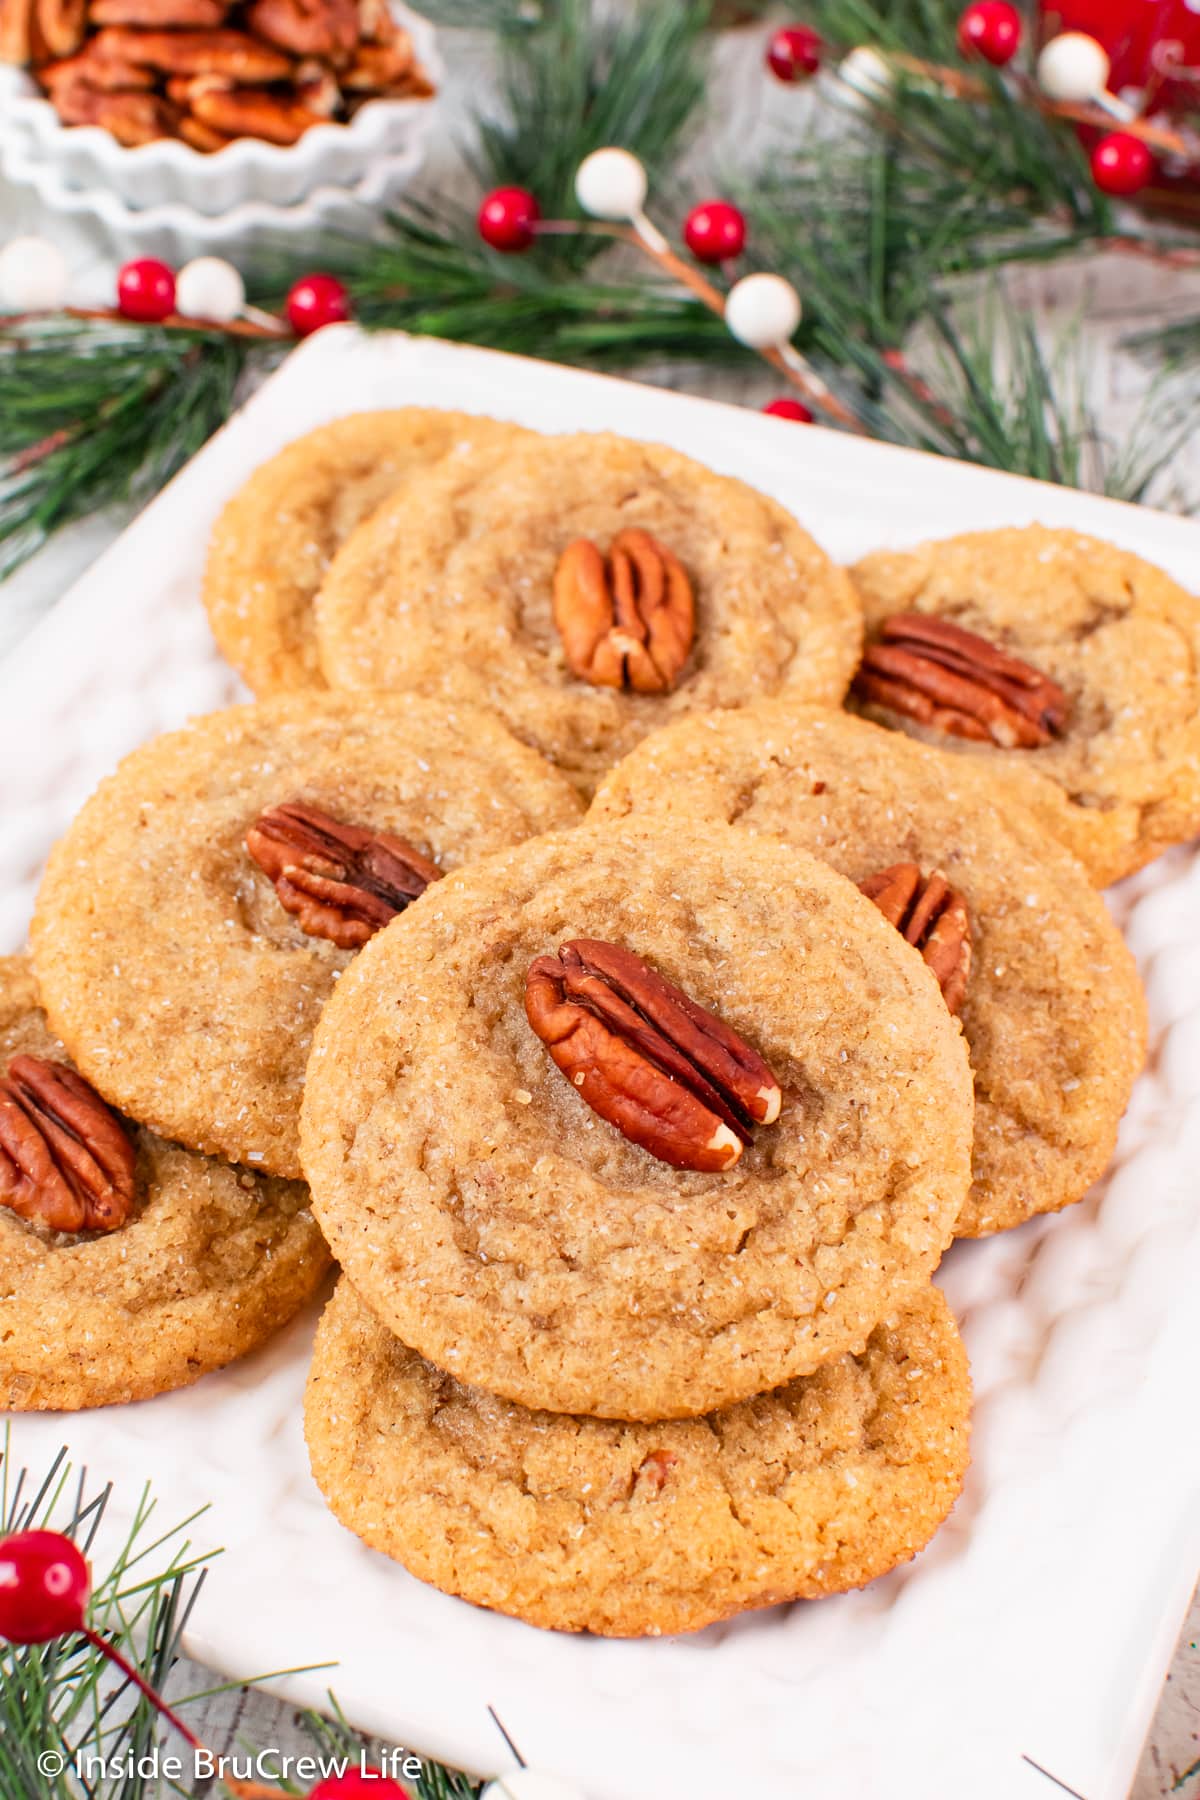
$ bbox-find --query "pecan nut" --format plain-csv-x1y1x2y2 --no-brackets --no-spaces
858,863,971,1015
853,613,1069,749
524,939,781,1173
89,0,229,26
0,1056,136,1233
244,0,356,59
184,77,327,142
553,530,695,696
91,25,293,80
246,800,442,949
3,0,87,62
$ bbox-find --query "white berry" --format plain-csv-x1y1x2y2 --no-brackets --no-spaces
0,236,69,312
574,147,648,221
1036,32,1110,103
174,256,246,324
836,46,895,110
724,272,802,349
481,1774,588,1800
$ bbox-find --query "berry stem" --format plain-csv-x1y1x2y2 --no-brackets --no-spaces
885,49,1197,156
81,1627,291,1800
537,218,865,429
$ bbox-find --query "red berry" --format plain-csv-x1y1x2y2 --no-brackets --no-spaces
477,187,541,253
0,1531,90,1644
683,200,746,264
763,397,814,423
309,1772,409,1799
286,273,352,337
956,0,1022,64
766,25,823,82
1090,131,1154,196
116,258,176,323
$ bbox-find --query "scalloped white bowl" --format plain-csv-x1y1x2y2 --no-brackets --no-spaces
0,0,439,215
0,118,426,267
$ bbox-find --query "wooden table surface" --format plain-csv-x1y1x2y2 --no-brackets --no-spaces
2,17,1198,1795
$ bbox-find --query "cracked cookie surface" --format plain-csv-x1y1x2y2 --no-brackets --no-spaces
31,693,581,1179
299,823,973,1420
203,409,533,695
591,705,1147,1236
0,956,328,1410
305,1277,971,1636
312,431,863,794
849,526,1200,884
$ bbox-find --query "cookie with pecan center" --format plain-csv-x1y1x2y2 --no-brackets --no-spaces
848,525,1200,885
312,432,863,794
203,410,533,695
590,704,1147,1237
300,824,973,1420
0,955,328,1410
31,693,582,1179
305,1277,971,1637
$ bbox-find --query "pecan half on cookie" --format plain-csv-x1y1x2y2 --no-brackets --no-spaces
853,613,1069,748
0,1055,135,1233
553,530,695,695
525,939,781,1172
858,863,971,1015
246,801,441,949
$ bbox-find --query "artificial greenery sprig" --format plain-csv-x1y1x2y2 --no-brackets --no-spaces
0,1434,484,1799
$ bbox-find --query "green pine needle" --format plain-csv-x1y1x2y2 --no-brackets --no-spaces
280,199,738,366
0,1436,487,1800
471,0,712,247
0,319,261,579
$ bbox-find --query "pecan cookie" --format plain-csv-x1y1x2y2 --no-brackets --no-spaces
591,705,1147,1237
300,824,973,1419
848,526,1200,885
31,694,581,1180
203,411,533,695
306,1277,970,1636
0,956,327,1410
312,432,863,794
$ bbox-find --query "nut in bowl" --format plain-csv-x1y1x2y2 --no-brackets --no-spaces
0,0,439,219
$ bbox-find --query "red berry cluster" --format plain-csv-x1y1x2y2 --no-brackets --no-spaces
113,259,352,336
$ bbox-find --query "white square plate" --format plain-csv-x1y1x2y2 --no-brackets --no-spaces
3,327,1198,1800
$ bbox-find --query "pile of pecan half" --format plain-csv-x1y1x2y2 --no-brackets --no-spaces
0,0,433,149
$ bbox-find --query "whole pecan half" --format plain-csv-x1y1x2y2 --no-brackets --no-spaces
244,0,356,59
245,800,441,949
184,78,328,142
0,1056,136,1233
853,613,1069,749
553,530,695,696
40,44,156,89
89,0,228,25
858,863,971,1015
91,25,293,80
524,939,782,1173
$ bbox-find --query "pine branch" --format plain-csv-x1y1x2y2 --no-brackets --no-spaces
0,1438,490,1800
0,1434,218,1800
0,319,264,578
269,199,740,366
1126,310,1200,369
833,300,1194,501
470,0,713,268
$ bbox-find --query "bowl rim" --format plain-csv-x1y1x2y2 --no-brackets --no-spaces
1,117,427,230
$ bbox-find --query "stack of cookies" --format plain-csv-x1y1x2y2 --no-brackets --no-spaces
6,402,1192,1641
